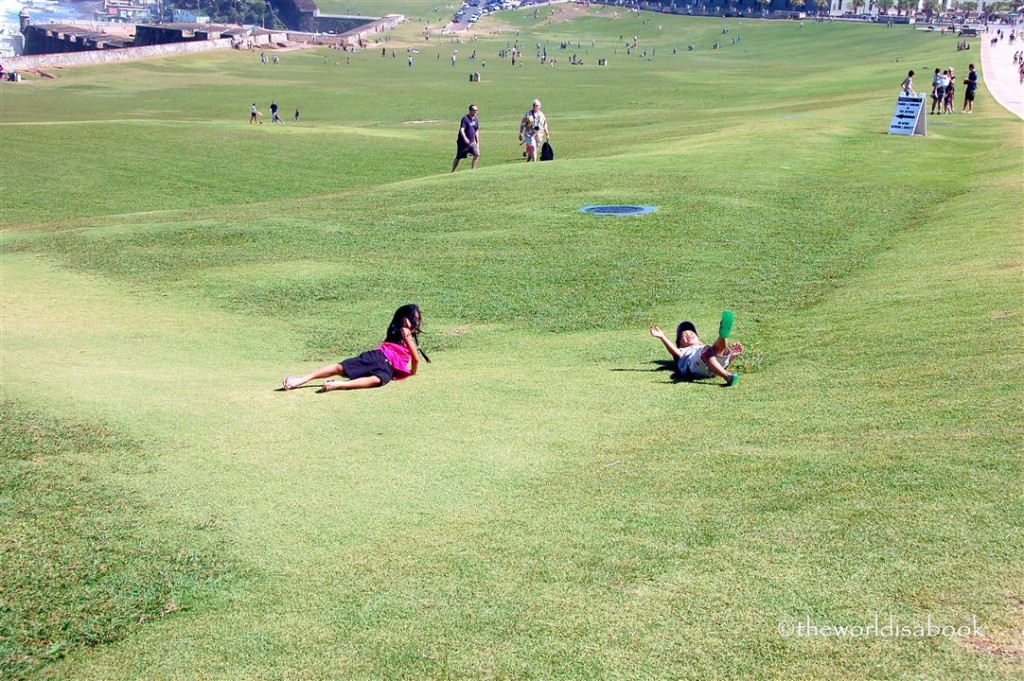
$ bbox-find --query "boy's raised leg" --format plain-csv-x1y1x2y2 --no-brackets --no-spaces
718,309,735,339
710,310,739,386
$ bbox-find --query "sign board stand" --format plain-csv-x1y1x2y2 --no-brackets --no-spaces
888,95,926,136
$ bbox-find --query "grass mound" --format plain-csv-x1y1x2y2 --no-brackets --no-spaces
0,10,1021,679
0,401,229,680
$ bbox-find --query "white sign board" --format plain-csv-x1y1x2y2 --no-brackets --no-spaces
888,95,926,136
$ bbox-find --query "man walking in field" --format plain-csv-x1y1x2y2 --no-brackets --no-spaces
452,104,481,172
519,99,548,162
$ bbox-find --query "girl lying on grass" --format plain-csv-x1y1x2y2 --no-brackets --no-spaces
283,304,428,392
650,310,741,387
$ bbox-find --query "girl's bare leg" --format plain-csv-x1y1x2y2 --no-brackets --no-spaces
283,363,344,390
321,376,383,392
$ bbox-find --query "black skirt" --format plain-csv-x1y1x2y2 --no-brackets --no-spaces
340,349,394,385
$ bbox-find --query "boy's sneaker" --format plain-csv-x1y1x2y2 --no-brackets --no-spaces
726,374,739,387
719,310,735,339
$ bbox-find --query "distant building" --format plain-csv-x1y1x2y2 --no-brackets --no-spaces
1,23,26,57
99,0,159,23
172,8,210,23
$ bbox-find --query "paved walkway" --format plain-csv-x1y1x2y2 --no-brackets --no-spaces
979,29,1023,120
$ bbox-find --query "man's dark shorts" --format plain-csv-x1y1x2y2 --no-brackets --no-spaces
456,141,479,159
965,89,975,101
341,349,393,385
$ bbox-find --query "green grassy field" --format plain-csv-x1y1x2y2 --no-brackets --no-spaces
314,0,460,20
2,8,1022,679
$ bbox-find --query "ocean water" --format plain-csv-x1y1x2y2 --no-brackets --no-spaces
1,0,96,27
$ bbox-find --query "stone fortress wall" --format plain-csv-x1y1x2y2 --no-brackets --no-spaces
5,3,403,70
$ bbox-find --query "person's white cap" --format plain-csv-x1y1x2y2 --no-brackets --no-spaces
532,99,542,106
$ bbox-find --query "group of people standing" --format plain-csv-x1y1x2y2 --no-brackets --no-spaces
899,64,978,114
452,99,551,172
929,67,958,115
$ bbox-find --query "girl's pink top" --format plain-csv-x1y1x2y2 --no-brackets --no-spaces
378,342,413,379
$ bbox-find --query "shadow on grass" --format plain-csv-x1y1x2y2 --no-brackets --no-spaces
609,359,676,373
613,360,735,387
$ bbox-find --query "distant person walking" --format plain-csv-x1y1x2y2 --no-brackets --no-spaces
271,100,283,124
294,106,300,122
519,99,549,162
962,63,979,113
900,70,916,95
452,104,481,172
249,102,260,123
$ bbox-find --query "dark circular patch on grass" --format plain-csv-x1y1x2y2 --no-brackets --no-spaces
579,205,657,216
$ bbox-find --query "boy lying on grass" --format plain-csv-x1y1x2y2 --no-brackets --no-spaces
650,310,741,387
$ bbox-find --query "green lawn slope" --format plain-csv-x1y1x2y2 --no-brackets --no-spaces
1,10,1021,680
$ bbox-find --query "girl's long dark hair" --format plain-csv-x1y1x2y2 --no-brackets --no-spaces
385,304,430,362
